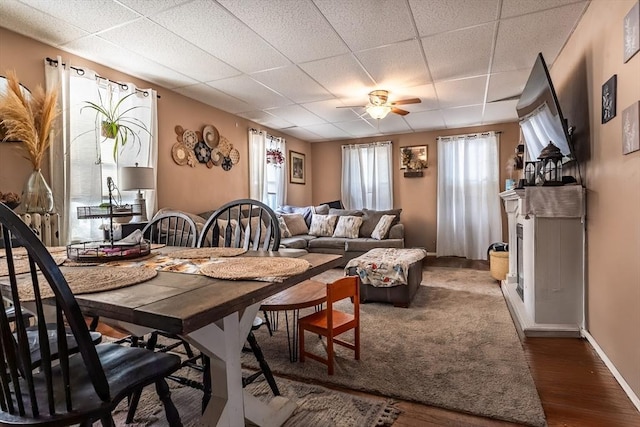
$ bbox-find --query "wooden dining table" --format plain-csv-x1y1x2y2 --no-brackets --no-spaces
5,249,342,427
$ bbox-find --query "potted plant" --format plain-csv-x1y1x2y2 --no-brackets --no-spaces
81,88,151,160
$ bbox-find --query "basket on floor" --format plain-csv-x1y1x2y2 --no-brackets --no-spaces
489,250,509,281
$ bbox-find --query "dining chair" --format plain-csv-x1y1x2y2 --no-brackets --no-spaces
141,211,198,247
0,202,182,426
198,199,282,398
298,276,360,375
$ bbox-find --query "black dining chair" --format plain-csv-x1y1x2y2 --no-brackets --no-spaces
0,202,182,426
198,199,282,401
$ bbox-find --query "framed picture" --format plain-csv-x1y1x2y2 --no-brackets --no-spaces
602,75,617,124
289,150,305,184
624,1,640,63
622,101,639,155
400,145,428,170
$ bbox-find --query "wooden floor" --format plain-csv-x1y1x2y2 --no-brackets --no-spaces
94,256,640,426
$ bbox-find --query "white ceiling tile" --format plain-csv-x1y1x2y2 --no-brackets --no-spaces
98,19,240,82
302,99,363,122
0,0,89,46
218,0,349,63
434,76,488,109
174,83,253,114
301,123,352,140
334,119,378,137
486,69,530,102
299,54,375,98
409,0,500,37
391,84,440,112
280,126,324,141
422,23,496,82
356,39,431,88
364,115,413,134
441,105,485,128
251,66,333,103
118,0,192,16
265,105,326,127
314,0,416,51
19,0,141,33
404,110,447,131
500,0,587,19
151,1,290,74
63,36,198,89
237,111,295,129
482,100,519,124
206,75,292,109
492,2,588,72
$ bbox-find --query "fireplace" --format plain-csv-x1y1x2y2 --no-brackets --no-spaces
516,223,523,301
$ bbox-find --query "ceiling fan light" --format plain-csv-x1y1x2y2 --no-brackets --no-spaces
366,104,391,119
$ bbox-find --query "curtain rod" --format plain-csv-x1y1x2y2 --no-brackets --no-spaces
249,128,284,142
46,57,161,99
341,140,391,149
437,131,502,141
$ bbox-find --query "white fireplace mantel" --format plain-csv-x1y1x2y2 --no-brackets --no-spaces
499,185,586,337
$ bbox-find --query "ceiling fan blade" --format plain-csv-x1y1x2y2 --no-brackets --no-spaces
390,98,421,106
391,107,410,116
488,94,521,103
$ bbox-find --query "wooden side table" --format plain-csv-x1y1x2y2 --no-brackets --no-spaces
260,279,327,362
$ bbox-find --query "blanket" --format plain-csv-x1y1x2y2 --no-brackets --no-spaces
345,247,427,287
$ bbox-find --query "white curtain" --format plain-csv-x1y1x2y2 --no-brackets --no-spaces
45,59,157,243
341,141,393,210
436,132,502,260
248,129,286,209
519,103,567,160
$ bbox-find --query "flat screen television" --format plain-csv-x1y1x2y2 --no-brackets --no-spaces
516,53,574,163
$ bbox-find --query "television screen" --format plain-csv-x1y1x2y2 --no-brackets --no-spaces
516,53,573,162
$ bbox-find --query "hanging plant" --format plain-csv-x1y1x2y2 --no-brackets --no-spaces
266,147,284,166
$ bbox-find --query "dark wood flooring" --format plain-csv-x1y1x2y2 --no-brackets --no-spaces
94,256,640,426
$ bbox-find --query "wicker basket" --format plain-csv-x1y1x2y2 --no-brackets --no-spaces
489,250,509,281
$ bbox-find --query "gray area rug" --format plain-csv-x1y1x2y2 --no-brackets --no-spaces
112,368,400,426
243,267,547,427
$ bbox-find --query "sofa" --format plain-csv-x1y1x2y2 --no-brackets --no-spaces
275,204,405,266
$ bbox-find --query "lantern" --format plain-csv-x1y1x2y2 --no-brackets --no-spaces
537,142,563,186
524,161,537,186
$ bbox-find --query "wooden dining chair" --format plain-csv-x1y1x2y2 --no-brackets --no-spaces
198,199,282,398
141,211,198,247
298,276,360,375
0,202,182,426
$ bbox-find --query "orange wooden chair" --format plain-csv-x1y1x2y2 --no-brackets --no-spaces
298,276,360,375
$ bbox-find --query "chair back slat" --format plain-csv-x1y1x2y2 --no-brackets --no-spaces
142,212,198,247
198,199,281,250
0,202,111,419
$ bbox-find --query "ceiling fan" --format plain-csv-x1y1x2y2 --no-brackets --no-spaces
338,90,421,119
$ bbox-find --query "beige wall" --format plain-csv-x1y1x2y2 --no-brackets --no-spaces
0,28,312,216
311,123,521,250
551,0,640,400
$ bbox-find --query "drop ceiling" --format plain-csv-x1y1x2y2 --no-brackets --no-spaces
0,0,590,142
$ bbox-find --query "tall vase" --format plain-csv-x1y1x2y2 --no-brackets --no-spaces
21,169,54,214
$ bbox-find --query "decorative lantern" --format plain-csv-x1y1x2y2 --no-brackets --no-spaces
524,161,537,186
537,142,563,186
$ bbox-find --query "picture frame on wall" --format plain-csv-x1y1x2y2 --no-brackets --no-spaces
602,75,617,124
623,1,640,63
622,101,639,155
400,145,428,170
289,150,305,184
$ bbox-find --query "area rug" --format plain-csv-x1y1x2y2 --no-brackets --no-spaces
243,267,547,427
112,369,400,426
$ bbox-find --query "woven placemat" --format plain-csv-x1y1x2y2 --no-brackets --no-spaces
0,246,67,258
200,257,311,281
170,247,247,259
16,266,158,301
0,254,67,277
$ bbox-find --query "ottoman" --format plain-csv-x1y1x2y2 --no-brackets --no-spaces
345,248,427,308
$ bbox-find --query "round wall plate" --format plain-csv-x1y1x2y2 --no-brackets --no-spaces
203,125,220,148
195,141,212,163
171,142,188,166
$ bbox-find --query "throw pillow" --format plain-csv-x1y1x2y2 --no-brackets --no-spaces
329,208,364,217
240,217,268,245
308,214,338,237
371,215,396,240
281,213,309,236
216,218,241,246
332,215,363,238
359,208,402,237
277,216,292,238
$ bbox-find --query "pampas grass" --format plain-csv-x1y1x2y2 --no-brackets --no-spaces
0,70,59,170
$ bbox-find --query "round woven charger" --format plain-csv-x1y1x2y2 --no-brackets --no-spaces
16,266,157,301
0,246,67,258
0,254,66,277
170,248,247,259
200,257,310,280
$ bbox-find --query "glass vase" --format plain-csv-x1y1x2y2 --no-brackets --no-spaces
21,169,54,214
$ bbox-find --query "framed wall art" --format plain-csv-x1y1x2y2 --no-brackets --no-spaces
622,101,639,155
400,145,428,170
602,75,617,124
624,1,640,63
289,150,305,184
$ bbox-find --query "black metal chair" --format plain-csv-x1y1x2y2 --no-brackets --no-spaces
0,202,182,426
198,199,282,403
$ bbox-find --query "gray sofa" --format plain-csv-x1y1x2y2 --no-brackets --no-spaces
276,204,405,266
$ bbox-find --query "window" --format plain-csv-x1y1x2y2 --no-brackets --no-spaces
341,141,393,210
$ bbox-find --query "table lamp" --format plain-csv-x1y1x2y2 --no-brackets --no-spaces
119,163,154,222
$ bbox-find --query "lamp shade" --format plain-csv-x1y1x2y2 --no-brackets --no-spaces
366,104,391,120
119,165,154,191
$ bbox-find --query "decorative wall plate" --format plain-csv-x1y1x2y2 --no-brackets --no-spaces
229,147,240,165
171,142,188,166
182,129,198,149
218,136,231,157
221,156,232,171
194,141,212,163
203,125,220,148
210,147,223,166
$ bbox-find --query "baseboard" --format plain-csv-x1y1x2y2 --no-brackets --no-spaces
582,329,640,413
